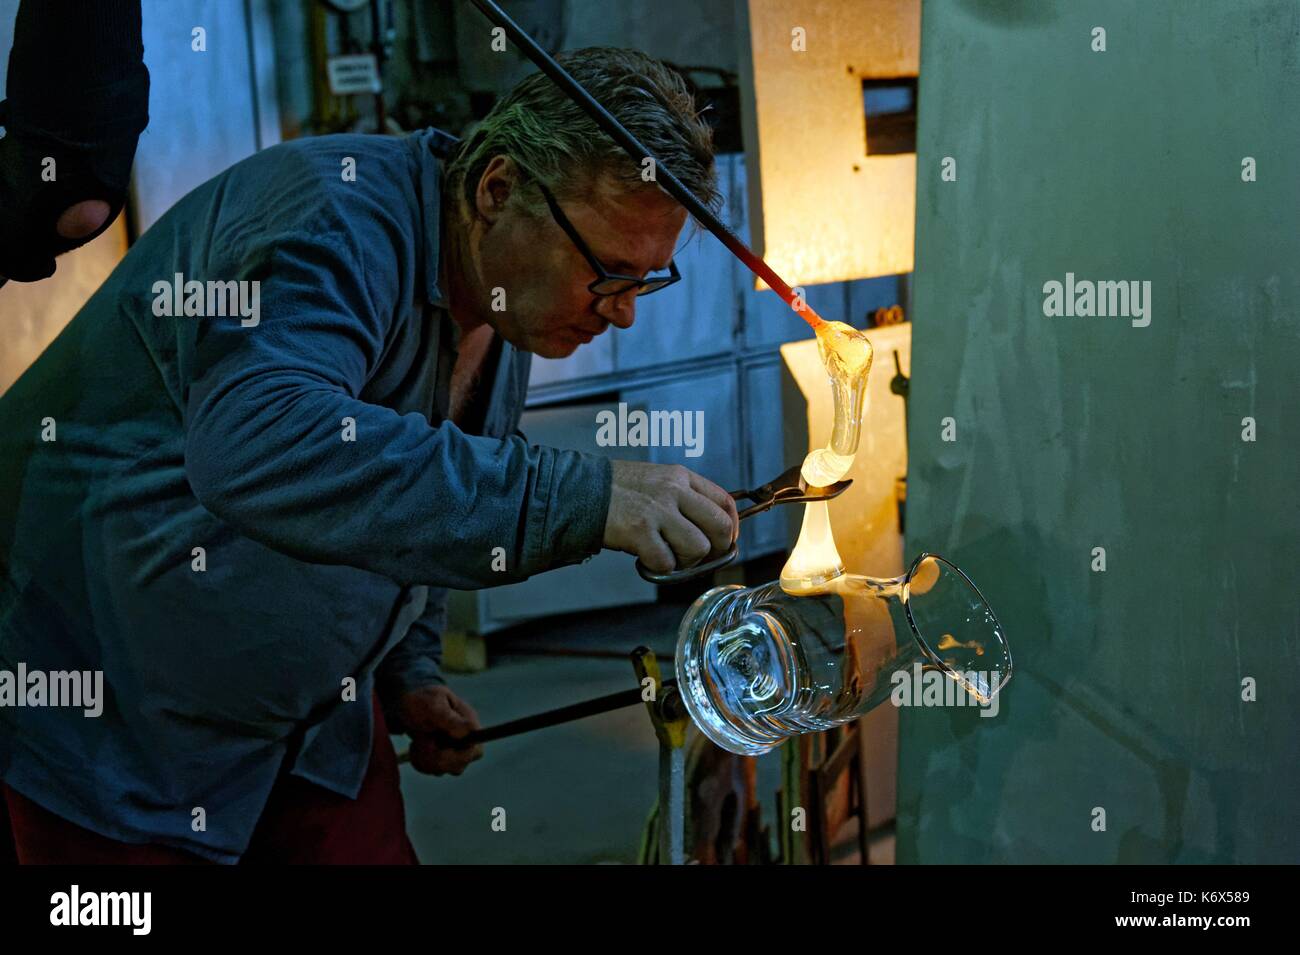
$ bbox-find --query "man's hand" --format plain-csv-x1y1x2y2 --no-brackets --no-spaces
603,460,739,574
397,685,484,776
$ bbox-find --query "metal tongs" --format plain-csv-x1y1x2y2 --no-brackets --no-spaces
634,463,853,585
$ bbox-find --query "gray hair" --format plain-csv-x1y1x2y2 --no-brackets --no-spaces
445,47,720,224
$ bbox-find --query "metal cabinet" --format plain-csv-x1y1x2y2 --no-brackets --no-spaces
621,363,742,492
614,156,739,371
738,356,791,559
447,399,655,636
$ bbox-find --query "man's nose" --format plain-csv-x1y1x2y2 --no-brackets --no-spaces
597,289,638,329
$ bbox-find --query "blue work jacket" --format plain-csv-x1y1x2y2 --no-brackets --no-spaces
0,128,611,862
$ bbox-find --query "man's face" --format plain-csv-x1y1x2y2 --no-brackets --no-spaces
469,157,688,358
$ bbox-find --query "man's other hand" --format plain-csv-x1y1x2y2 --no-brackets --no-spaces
397,685,484,776
603,460,740,574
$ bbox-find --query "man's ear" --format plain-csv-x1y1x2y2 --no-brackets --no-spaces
474,155,518,224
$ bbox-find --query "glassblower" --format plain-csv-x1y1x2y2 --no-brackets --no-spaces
440,0,1015,757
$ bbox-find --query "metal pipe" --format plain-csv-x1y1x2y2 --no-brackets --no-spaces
396,677,678,759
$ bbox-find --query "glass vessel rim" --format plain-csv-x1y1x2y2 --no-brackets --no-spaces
902,551,1013,695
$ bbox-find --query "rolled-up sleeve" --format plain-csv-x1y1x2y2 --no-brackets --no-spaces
182,196,611,590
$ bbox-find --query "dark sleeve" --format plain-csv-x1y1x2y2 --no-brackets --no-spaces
0,0,149,280
375,588,449,736
182,210,612,591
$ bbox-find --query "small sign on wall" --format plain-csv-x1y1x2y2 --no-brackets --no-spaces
326,54,381,95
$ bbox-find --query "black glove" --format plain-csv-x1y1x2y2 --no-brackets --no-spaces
0,0,148,283
0,86,146,281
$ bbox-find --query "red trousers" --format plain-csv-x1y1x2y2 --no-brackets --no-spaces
3,692,419,865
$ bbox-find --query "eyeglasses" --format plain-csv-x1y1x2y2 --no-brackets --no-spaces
517,163,682,298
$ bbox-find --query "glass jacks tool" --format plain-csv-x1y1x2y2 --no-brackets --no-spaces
634,464,852,586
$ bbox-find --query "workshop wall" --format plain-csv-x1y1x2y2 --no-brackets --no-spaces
271,0,740,138
900,0,1299,863
132,0,279,231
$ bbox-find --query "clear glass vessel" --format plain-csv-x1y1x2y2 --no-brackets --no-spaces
675,553,1012,755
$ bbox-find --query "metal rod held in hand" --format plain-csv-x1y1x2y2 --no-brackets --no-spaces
395,677,677,762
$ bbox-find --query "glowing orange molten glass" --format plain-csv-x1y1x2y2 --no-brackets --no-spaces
780,319,874,595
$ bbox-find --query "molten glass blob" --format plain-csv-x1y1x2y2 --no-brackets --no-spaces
778,501,845,593
800,320,874,487
676,555,1012,755
781,320,874,594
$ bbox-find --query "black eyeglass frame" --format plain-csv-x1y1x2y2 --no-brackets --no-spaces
517,163,683,298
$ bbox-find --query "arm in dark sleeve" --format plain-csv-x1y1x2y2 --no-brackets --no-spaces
376,588,449,736
0,0,149,281
182,216,611,590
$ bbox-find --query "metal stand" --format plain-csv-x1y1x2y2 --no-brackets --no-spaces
631,646,690,865
393,647,692,864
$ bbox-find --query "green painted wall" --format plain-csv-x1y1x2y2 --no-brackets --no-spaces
899,0,1299,863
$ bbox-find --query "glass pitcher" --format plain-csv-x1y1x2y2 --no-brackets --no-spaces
675,553,1012,755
